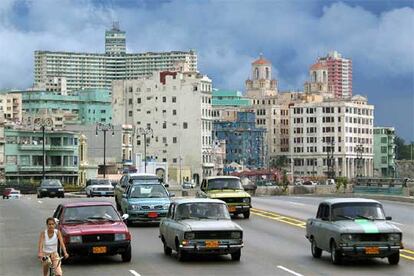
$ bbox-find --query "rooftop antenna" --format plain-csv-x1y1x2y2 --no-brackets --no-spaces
112,21,120,31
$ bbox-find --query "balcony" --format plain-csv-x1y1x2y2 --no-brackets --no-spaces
18,165,78,172
18,144,51,151
49,145,77,151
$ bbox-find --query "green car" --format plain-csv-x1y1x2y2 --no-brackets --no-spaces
197,176,251,219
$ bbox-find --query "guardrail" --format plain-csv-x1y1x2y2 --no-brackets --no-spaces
353,178,407,196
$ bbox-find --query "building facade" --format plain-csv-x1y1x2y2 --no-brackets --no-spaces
0,114,5,182
212,89,252,122
289,95,374,178
0,93,22,122
4,127,79,184
373,127,396,177
112,67,213,184
34,25,197,92
214,112,266,169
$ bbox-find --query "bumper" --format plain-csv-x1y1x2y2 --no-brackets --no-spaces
127,210,168,222
66,240,130,256
180,242,243,255
39,191,64,197
339,245,401,258
90,191,114,196
228,205,250,214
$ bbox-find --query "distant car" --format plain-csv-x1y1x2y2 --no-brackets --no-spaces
303,180,317,186
53,201,131,262
182,181,195,189
37,179,65,198
85,178,114,197
306,198,403,265
159,198,243,261
3,188,15,199
9,190,22,199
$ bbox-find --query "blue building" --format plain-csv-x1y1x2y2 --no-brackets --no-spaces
214,112,266,169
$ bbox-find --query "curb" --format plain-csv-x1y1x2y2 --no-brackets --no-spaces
300,193,414,204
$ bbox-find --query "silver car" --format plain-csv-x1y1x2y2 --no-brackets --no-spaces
306,198,403,265
159,198,243,261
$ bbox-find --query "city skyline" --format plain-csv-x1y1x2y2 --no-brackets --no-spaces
0,0,413,141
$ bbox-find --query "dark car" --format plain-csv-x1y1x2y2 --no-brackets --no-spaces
53,201,131,262
37,179,65,198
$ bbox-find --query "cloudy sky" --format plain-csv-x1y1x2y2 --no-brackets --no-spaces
1,0,413,141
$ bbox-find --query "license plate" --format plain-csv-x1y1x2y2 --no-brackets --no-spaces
228,206,236,212
148,212,158,218
365,247,379,254
205,240,219,248
50,192,55,195
92,246,107,254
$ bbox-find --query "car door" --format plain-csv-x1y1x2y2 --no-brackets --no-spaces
318,204,332,250
121,185,131,214
162,203,175,247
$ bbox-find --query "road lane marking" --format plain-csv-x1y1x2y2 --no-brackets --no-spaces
402,249,414,254
129,270,141,276
38,200,43,204
401,254,414,261
287,201,306,206
277,265,304,276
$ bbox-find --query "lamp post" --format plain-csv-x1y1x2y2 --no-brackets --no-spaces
326,138,335,180
356,144,364,178
33,118,54,180
96,123,114,179
136,127,153,173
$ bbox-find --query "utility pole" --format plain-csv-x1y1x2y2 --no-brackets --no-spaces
34,118,54,181
96,123,114,178
137,127,153,173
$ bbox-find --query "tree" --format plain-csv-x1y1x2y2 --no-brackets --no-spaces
395,136,405,160
270,155,288,169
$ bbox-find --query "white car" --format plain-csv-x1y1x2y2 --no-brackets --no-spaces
9,190,22,199
85,179,114,197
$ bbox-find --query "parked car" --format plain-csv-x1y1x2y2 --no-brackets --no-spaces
3,188,15,199
182,181,195,189
306,198,402,265
52,201,131,262
303,180,317,186
85,178,114,197
37,179,65,198
9,189,22,199
196,176,251,219
159,198,243,261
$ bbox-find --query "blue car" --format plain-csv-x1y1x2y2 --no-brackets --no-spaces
120,182,174,225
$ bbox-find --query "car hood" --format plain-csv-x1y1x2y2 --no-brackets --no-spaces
127,197,170,204
207,190,250,198
334,220,401,233
61,221,127,235
180,219,242,232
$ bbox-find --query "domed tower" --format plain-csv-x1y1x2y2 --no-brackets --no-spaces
245,54,278,98
304,61,330,94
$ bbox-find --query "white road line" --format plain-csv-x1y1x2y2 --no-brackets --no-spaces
390,221,404,226
287,201,305,206
129,270,141,276
38,200,43,204
277,265,304,276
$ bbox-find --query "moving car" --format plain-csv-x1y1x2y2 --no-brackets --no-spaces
52,201,131,262
182,181,195,189
197,176,251,219
159,198,243,261
85,178,114,197
3,188,15,199
8,189,22,199
37,179,65,198
306,198,402,265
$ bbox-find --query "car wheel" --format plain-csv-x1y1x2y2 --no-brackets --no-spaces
388,251,400,265
330,240,342,265
231,249,241,261
243,210,250,219
37,194,41,198
163,241,172,256
121,245,132,262
311,238,322,258
61,194,65,198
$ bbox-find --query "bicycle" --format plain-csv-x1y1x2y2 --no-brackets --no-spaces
42,254,63,276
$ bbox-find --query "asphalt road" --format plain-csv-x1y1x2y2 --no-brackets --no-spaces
0,195,413,276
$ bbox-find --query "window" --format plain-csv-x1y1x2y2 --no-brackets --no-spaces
381,137,387,143
183,122,188,129
173,137,177,143
128,99,133,105
128,111,133,117
6,155,17,164
381,146,387,153
172,110,177,115
162,97,166,103
137,98,141,104
172,97,176,103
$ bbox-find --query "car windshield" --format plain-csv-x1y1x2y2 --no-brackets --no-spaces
129,184,168,198
10,191,20,194
175,202,230,220
89,179,111,186
63,205,121,223
207,179,243,190
42,180,62,187
332,203,386,221
131,179,160,185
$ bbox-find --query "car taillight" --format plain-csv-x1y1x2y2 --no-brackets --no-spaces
126,232,131,241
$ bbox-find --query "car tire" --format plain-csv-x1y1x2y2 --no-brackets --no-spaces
311,238,322,258
231,249,241,261
243,210,250,219
388,251,400,265
37,194,41,198
121,245,132,262
61,194,65,198
163,241,172,256
330,240,342,265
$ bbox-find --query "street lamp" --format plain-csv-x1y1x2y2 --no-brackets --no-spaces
326,138,335,180
356,144,364,178
96,123,114,179
33,117,54,180
136,127,153,173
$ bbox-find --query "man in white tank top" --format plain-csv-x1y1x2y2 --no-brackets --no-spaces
38,217,69,276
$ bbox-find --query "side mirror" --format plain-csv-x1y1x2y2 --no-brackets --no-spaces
386,216,392,220
164,183,169,188
54,218,59,225
122,193,127,198
121,214,129,220
169,192,175,197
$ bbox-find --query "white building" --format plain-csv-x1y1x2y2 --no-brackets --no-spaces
34,77,68,95
0,93,22,122
289,95,374,178
112,65,214,184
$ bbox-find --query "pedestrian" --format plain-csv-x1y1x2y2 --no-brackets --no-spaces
37,217,69,276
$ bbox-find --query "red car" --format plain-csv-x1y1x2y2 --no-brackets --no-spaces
3,188,15,199
53,201,131,262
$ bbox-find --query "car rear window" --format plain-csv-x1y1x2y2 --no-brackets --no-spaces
42,180,62,187
129,184,168,198
63,205,121,222
90,179,111,185
207,179,243,190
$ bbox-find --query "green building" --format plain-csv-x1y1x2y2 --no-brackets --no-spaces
4,128,79,184
212,89,252,107
373,127,396,177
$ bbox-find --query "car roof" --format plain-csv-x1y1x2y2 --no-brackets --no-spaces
173,198,226,205
322,198,381,205
61,201,114,208
205,176,240,180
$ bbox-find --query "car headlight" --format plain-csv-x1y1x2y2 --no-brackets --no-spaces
388,233,401,242
129,204,140,210
231,231,242,239
69,235,82,243
242,197,251,203
341,234,358,242
184,232,195,240
114,233,126,241
41,189,47,191
163,203,170,210
58,188,64,191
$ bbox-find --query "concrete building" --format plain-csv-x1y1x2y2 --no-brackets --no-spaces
214,112,266,169
34,24,197,92
373,127,396,177
0,93,22,122
112,66,213,184
78,134,98,186
34,77,68,95
212,89,252,122
289,95,374,178
0,114,5,182
4,127,79,184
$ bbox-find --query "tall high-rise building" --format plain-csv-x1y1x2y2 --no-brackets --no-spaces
34,24,197,92
309,51,352,99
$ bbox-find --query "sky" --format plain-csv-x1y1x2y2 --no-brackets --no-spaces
0,0,413,141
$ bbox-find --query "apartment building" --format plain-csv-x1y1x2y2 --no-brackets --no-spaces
373,127,396,177
0,93,22,122
212,89,252,122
